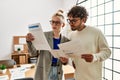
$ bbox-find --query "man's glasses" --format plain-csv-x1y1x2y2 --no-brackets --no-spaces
67,18,80,24
49,20,62,25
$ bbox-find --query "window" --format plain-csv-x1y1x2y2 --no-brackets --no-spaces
76,0,120,80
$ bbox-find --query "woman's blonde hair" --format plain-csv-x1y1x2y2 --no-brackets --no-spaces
52,9,65,21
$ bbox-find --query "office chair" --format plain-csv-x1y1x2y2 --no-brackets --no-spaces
0,59,16,68
14,77,33,80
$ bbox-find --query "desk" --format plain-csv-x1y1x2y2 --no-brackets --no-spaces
0,64,74,80
63,65,75,79
0,64,35,80
12,53,29,64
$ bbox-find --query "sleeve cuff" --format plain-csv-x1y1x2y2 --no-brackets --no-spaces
92,54,98,62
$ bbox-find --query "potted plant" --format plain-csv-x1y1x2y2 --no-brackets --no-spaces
17,48,21,53
0,64,7,74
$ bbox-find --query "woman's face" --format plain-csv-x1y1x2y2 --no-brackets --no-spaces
50,16,64,32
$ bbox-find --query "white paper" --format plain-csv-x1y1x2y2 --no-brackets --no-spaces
28,23,85,58
0,75,9,80
9,67,26,74
10,73,25,80
9,67,26,80
19,38,26,44
28,23,51,50
14,44,24,51
50,50,68,58
50,49,79,58
58,40,86,57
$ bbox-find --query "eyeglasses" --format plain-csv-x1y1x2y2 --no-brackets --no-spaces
49,20,62,25
67,18,80,24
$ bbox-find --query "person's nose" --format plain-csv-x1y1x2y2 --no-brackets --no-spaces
69,23,74,27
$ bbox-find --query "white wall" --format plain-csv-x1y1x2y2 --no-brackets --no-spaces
0,0,77,60
63,0,77,11
0,0,63,60
61,0,77,37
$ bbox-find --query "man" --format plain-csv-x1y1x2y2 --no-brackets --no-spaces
67,5,111,80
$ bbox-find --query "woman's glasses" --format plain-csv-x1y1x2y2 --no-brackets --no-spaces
49,20,62,26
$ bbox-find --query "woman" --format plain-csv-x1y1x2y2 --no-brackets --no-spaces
26,10,70,80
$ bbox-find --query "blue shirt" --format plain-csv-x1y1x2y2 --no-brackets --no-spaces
52,38,60,63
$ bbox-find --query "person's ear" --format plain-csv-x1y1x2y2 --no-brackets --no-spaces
82,17,87,23
62,23,65,28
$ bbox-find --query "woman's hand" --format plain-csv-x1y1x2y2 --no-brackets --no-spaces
59,57,68,64
26,33,35,41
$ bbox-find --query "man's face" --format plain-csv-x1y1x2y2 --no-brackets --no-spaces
67,16,82,31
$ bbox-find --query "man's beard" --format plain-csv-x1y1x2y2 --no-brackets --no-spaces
71,27,76,31
71,26,80,31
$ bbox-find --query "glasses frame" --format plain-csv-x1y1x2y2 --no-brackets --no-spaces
67,18,80,24
49,20,62,26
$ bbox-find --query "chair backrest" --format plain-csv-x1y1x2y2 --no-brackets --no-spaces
0,59,16,68
14,77,33,80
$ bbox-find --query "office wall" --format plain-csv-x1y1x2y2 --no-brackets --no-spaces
0,0,63,60
63,0,77,11
60,0,77,37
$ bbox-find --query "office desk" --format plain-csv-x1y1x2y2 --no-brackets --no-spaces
0,64,35,80
0,64,74,80
63,65,75,79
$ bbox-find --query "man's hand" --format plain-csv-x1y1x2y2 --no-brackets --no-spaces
81,54,93,62
59,57,68,64
26,33,35,41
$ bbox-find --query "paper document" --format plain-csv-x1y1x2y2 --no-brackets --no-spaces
0,75,9,80
58,40,86,57
50,49,78,58
50,50,70,58
9,67,26,80
29,23,51,50
28,23,85,58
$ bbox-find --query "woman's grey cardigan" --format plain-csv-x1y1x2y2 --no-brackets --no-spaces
27,31,70,80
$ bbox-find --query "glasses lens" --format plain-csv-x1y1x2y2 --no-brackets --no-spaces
67,19,75,24
67,19,80,24
67,19,70,23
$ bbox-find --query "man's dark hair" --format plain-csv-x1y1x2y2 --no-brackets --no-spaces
67,5,88,19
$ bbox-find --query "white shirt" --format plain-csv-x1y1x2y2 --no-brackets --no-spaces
68,26,111,80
